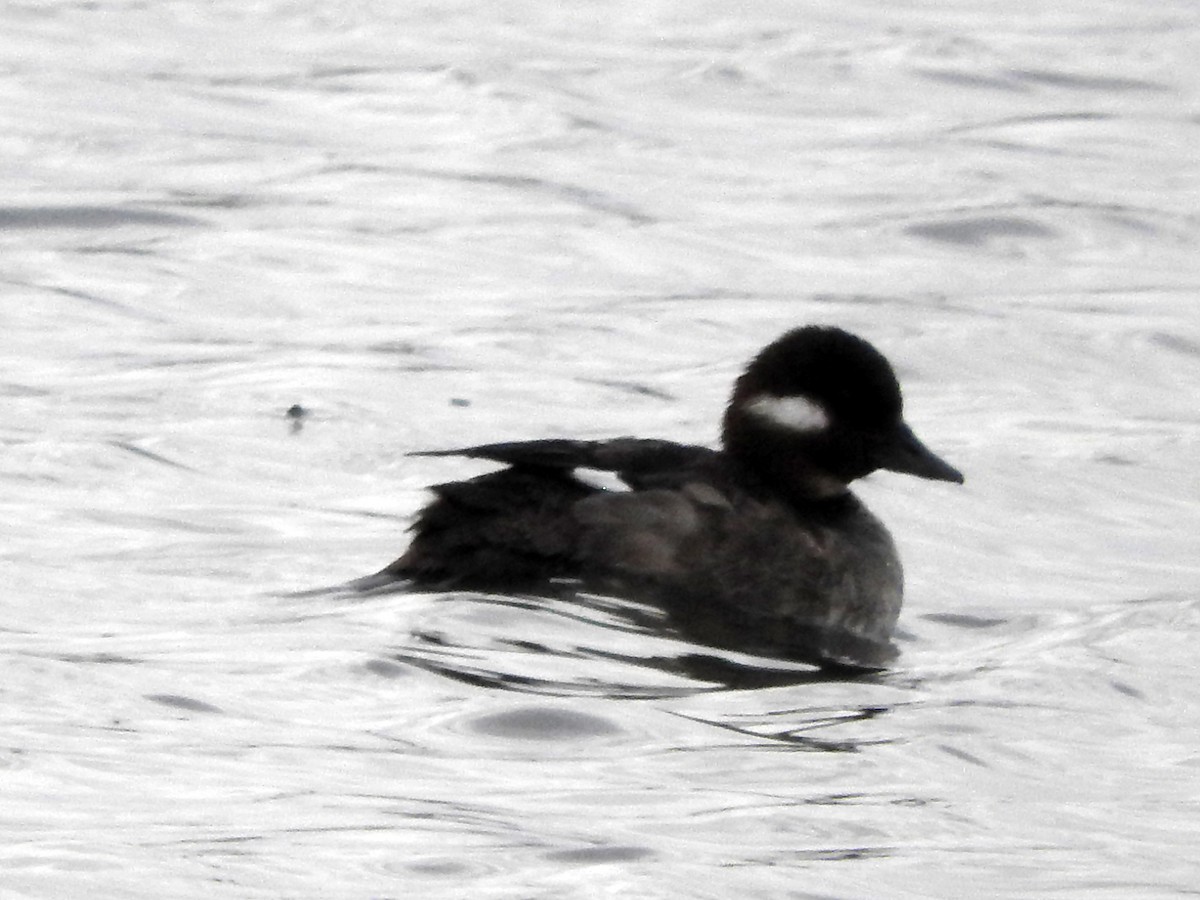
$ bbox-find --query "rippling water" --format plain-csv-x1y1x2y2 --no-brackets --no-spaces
4,1,1200,897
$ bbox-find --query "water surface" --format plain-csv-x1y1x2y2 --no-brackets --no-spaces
3,1,1200,898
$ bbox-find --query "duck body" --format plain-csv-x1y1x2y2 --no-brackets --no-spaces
372,326,963,670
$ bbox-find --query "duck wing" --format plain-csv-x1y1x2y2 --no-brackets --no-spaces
411,437,716,488
383,439,718,588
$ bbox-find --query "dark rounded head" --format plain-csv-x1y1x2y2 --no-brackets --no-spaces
722,326,963,500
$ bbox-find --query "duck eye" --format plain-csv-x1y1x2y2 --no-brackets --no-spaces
745,394,829,433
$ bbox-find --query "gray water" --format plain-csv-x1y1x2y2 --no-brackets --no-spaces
4,1,1200,897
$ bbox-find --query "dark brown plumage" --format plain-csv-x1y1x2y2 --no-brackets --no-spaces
369,327,963,670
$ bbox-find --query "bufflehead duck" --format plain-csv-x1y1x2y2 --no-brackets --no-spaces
370,326,962,670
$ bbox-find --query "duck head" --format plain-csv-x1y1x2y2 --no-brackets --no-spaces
722,326,964,501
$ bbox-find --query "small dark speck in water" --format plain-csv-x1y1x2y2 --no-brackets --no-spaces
145,693,224,714
1094,453,1136,466
449,397,471,407
470,706,620,741
285,403,308,433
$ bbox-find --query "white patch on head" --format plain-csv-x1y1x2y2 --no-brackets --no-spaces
744,393,830,433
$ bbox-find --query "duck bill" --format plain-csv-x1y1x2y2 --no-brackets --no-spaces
878,422,964,484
